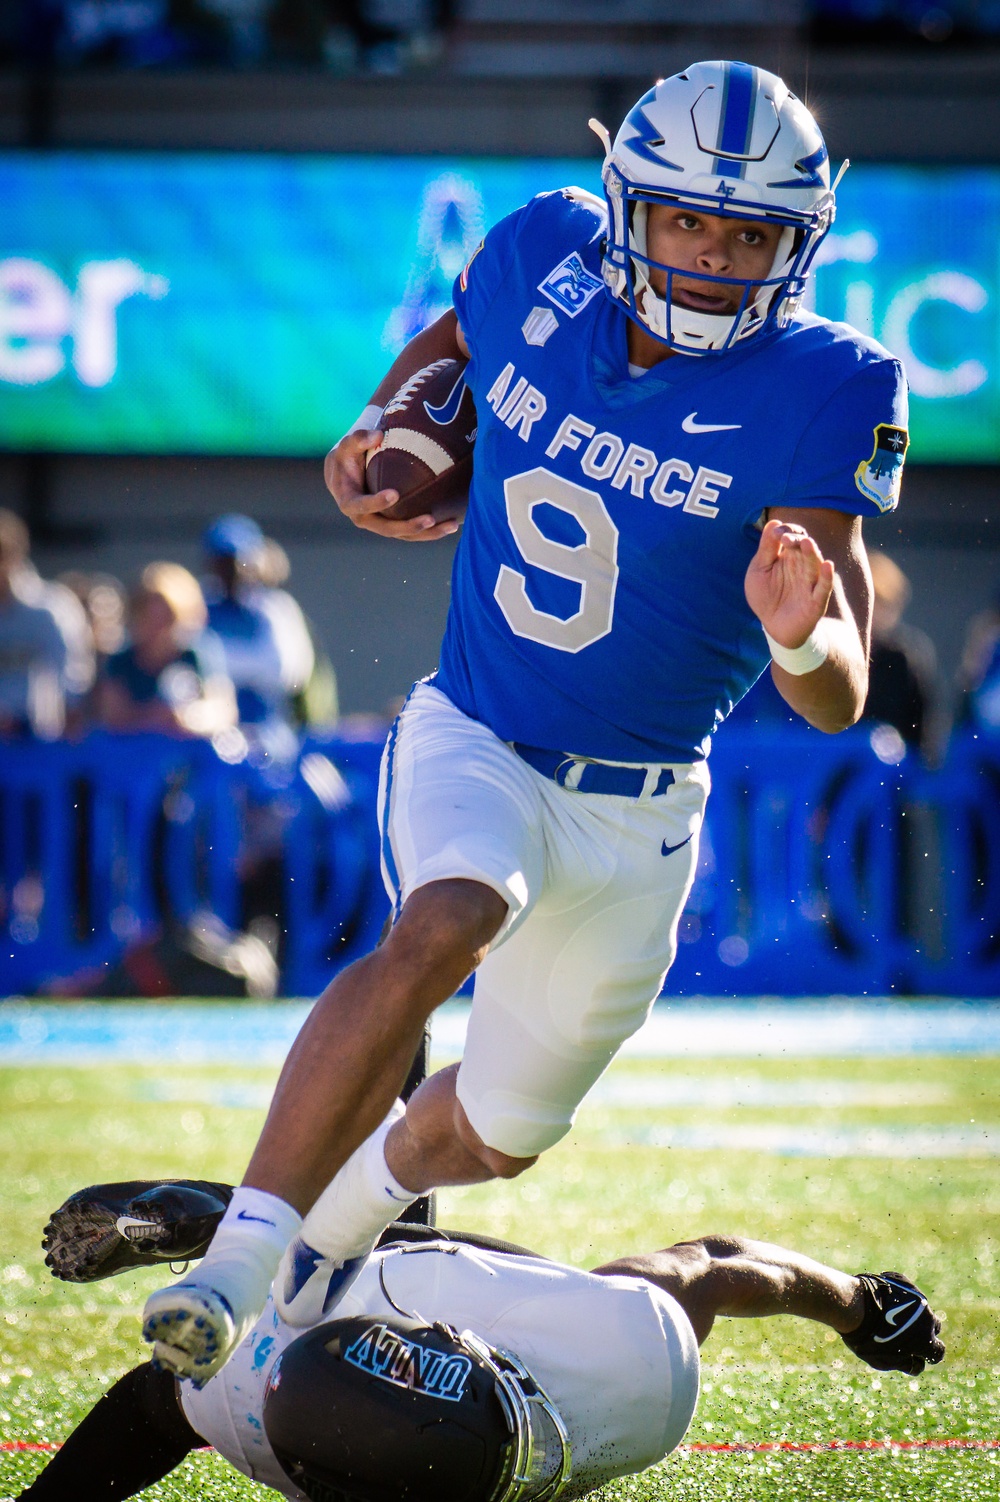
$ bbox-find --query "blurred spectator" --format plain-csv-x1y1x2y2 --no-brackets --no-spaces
25,0,231,67
9,524,95,722
22,0,454,69
198,0,270,62
862,550,939,756
810,0,1000,45
256,535,339,728
58,570,127,669
957,589,1000,733
95,561,236,736
202,514,318,758
270,0,401,67
0,512,69,739
0,509,93,739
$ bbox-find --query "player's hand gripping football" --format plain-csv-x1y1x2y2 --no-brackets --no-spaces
324,430,461,542
744,518,836,648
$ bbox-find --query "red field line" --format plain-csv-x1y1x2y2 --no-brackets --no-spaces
5,1438,999,1456
684,1438,1000,1454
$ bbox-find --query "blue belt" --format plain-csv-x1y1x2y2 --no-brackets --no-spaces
512,743,675,798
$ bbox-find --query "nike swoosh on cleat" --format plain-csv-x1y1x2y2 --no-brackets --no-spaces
661,834,694,857
681,412,742,434
424,370,467,426
872,1299,924,1342
237,1210,276,1226
115,1215,161,1239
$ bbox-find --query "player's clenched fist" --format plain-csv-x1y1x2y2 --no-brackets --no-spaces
324,430,458,542
745,518,836,649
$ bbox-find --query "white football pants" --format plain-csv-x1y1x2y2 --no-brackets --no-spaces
378,681,708,1158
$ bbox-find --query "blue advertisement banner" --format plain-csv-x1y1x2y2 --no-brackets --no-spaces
0,152,996,460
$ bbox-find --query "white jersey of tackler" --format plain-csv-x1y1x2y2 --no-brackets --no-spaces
181,1238,700,1501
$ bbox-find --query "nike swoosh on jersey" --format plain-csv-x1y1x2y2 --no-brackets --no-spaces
681,412,743,434
424,370,467,426
661,834,694,857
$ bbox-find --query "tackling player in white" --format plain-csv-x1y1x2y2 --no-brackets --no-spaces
28,1177,943,1502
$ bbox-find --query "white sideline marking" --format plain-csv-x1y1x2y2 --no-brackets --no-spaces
2,999,1000,1064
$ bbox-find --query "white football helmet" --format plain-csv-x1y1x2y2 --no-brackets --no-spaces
595,60,839,355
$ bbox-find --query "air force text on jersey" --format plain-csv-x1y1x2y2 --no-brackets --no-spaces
486,360,734,520
437,188,909,767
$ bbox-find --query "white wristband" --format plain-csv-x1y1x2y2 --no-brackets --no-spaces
764,620,831,676
347,403,384,436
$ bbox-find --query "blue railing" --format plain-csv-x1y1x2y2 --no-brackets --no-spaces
2,727,999,998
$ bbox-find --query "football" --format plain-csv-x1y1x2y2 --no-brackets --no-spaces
366,358,477,525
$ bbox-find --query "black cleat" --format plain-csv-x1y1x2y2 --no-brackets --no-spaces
43,1179,233,1283
841,1270,945,1376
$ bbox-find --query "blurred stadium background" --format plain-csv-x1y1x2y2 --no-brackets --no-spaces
2,6,1000,1501
2,0,1000,998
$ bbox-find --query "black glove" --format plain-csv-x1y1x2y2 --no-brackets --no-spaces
841,1271,945,1376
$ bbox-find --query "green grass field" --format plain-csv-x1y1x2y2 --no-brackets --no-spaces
1,1040,998,1501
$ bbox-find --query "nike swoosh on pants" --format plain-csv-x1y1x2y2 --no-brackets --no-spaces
661,834,694,857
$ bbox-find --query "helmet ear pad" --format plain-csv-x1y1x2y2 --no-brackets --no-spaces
263,1317,511,1502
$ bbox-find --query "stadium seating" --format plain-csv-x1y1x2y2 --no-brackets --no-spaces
2,726,998,999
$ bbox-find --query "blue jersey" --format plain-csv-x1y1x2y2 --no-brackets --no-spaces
437,189,908,764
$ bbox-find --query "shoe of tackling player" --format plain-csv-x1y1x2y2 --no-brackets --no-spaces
841,1271,945,1375
43,1179,232,1283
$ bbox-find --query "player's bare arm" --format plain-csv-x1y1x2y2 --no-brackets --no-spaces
596,1237,863,1344
745,508,873,734
324,310,470,542
595,1236,944,1377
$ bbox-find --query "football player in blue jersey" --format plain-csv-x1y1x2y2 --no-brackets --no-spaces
143,61,910,1383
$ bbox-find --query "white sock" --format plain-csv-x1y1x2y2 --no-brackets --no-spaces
299,1100,417,1261
188,1187,302,1319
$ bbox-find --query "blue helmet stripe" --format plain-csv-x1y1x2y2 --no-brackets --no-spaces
622,87,683,171
714,61,757,178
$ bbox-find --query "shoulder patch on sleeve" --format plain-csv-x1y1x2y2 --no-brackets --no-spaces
854,423,909,513
459,239,485,293
538,252,604,318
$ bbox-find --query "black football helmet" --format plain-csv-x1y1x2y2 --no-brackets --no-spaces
263,1314,571,1502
